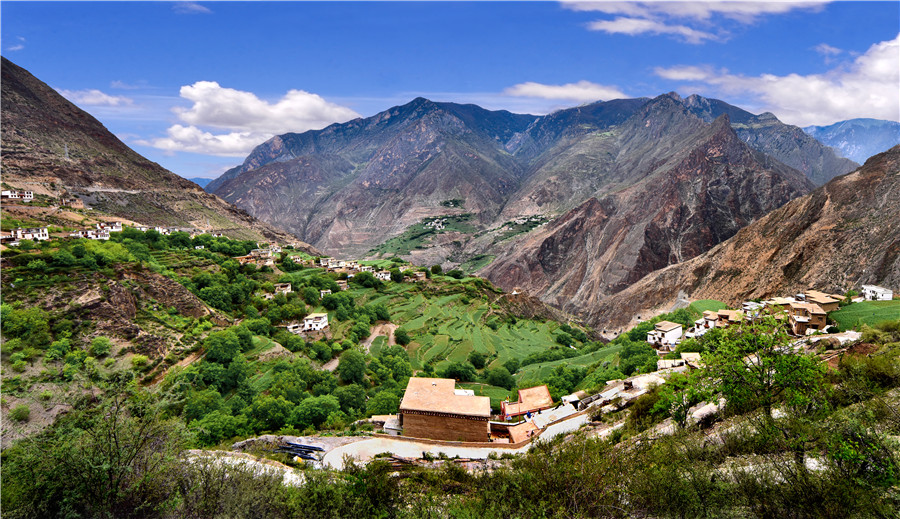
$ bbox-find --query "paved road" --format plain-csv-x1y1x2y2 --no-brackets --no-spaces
322,412,590,469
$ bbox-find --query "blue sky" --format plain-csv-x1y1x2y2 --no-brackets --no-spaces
2,1,898,179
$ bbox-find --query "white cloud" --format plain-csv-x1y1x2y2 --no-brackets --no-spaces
141,82,360,156
504,80,628,102
653,65,714,81
57,89,134,107
654,34,900,125
564,1,830,43
137,125,262,157
6,35,25,51
173,2,211,14
564,1,829,22
814,43,842,56
588,17,718,43
110,79,150,90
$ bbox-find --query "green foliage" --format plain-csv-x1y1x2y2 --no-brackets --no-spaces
446,269,464,279
485,366,515,390
394,328,410,346
1,303,52,348
90,336,113,357
288,395,340,430
430,264,442,275
702,317,826,417
468,350,487,370
334,384,367,415
337,350,367,384
439,361,477,382
203,329,242,364
9,404,30,422
503,358,520,374
131,354,150,370
367,391,399,415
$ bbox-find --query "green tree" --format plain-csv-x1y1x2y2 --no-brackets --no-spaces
503,358,520,374
367,391,400,415
468,351,487,370
204,330,241,364
701,317,826,418
390,268,404,283
430,264,442,275
334,384,367,415
394,328,410,346
440,362,476,382
337,350,367,385
183,388,224,422
288,395,341,430
486,366,515,390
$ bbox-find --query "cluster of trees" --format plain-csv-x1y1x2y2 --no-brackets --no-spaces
158,323,414,446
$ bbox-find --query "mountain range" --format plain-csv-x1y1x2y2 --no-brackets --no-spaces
208,92,855,259
804,118,900,164
0,57,313,249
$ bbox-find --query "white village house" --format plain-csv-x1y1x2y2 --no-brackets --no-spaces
647,320,683,350
301,313,329,332
861,285,893,301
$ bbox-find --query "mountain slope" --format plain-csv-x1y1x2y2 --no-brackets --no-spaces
481,102,814,315
804,118,900,164
210,93,850,258
680,94,859,185
0,57,312,248
588,145,900,332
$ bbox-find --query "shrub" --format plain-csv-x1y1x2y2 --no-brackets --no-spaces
9,404,30,422
131,355,150,370
90,336,113,357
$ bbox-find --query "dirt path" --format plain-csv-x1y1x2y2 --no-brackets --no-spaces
150,350,202,385
322,323,398,372
362,323,398,352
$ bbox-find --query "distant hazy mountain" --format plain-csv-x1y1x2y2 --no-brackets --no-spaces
589,145,900,332
188,177,213,189
0,57,312,248
804,118,900,164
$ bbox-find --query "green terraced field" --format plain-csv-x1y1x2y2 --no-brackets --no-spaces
830,300,900,330
689,299,728,314
515,343,625,385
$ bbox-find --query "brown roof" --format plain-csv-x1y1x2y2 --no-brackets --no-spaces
717,310,743,321
507,421,539,443
790,302,826,315
399,377,491,418
503,385,553,416
702,310,719,319
655,320,682,332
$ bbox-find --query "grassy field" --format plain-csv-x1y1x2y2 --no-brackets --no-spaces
830,300,900,330
689,299,728,314
515,343,624,385
352,281,566,373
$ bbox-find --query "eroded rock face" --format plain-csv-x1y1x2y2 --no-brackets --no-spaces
481,112,813,317
587,145,900,332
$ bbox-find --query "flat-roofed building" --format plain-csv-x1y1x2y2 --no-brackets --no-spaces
647,320,683,348
399,377,491,442
804,290,841,313
501,385,553,420
788,302,827,335
301,313,329,332
861,285,893,301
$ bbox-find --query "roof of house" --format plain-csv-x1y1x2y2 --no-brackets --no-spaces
702,310,719,319
655,320,682,332
717,309,744,320
399,377,491,418
305,312,328,320
790,302,826,315
805,290,840,305
766,297,795,306
506,421,539,443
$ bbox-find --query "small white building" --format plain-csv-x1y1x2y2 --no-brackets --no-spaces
1,190,33,202
302,313,329,332
96,221,123,232
319,289,332,298
646,320,683,349
861,285,893,301
274,282,292,295
375,270,391,281
13,227,49,241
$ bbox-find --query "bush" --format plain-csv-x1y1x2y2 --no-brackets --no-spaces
446,270,464,279
131,355,150,370
394,329,410,346
468,351,487,370
9,404,30,422
90,336,113,357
